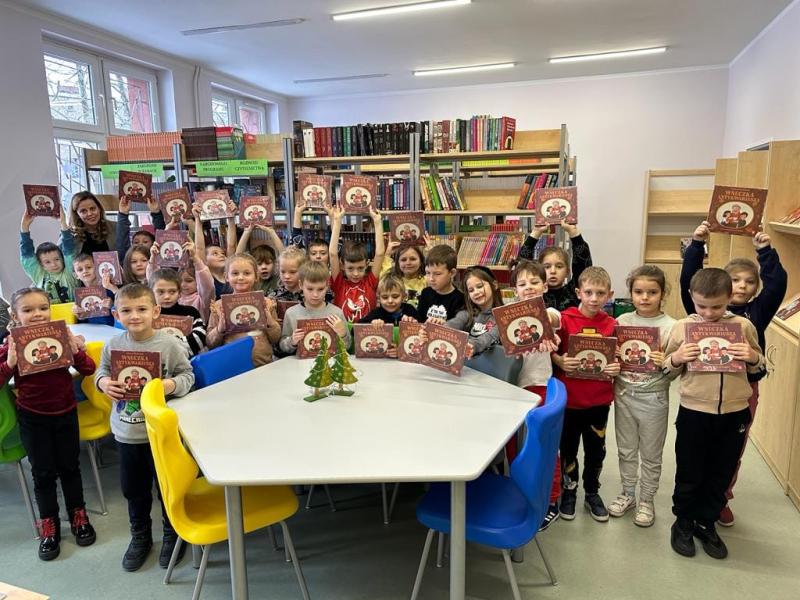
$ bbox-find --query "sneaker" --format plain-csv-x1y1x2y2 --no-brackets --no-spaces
607,493,636,517
159,531,186,569
670,518,696,557
634,500,655,527
584,493,609,522
122,526,153,572
69,507,96,547
538,503,560,531
559,489,577,520
717,505,735,527
694,522,728,559
37,517,61,561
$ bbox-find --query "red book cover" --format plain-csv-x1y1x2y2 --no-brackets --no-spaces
340,175,378,214
353,323,393,358
685,322,746,373
534,187,578,226
397,321,424,363
12,320,73,377
23,184,60,218
492,297,555,356
707,185,767,237
154,315,193,342
567,335,617,381
296,318,338,359
159,188,191,223
421,322,469,376
239,196,274,226
297,174,333,208
194,190,233,221
388,211,426,246
500,117,516,150
74,286,111,319
93,251,122,285
155,230,189,269
615,326,660,373
276,300,299,321
110,350,161,400
119,171,152,203
220,291,267,335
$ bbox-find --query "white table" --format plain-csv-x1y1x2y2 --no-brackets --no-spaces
170,357,540,600
69,323,119,346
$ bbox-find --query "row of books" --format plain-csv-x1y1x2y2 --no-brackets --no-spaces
456,233,523,269
778,205,800,224
215,126,246,160
377,178,412,211
106,132,182,162
420,175,465,211
516,173,560,209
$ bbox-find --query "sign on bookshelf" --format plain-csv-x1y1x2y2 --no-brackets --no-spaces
195,159,268,177
100,163,165,179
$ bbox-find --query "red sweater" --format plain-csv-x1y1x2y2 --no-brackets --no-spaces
0,342,96,415
555,307,618,409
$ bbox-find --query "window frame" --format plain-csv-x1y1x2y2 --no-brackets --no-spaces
103,58,161,136
211,88,269,134
43,41,106,134
236,98,266,135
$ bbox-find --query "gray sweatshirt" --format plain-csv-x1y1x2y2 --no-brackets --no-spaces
95,329,195,444
279,302,351,354
446,308,499,355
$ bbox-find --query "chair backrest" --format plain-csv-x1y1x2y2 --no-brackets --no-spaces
510,378,567,525
51,302,78,325
190,336,254,389
464,344,523,384
141,379,199,534
80,341,111,412
0,384,25,461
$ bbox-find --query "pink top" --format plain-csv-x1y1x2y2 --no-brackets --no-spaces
180,262,215,323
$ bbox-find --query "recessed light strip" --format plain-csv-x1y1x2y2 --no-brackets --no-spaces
413,62,515,77
181,18,305,36
294,73,389,84
549,46,667,64
332,0,471,22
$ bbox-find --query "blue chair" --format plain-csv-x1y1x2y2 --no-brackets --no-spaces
190,336,254,389
465,344,523,385
409,378,567,600
114,320,125,330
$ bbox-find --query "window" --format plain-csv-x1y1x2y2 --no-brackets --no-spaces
211,94,233,127
211,90,268,134
105,61,159,134
54,138,103,200
44,53,98,126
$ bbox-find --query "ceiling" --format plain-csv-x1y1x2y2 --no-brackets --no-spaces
14,0,794,98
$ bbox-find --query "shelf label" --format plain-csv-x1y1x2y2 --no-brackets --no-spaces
100,163,165,179
195,159,268,177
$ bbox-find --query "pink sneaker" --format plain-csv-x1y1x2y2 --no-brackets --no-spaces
717,505,734,527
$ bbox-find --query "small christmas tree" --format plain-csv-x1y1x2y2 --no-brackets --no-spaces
304,338,333,402
329,336,357,396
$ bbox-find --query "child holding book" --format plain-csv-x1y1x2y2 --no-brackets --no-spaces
20,211,78,303
71,253,115,326
116,194,166,259
0,287,97,560
150,269,206,357
236,223,284,295
382,241,427,309
290,196,334,264
359,274,417,325
416,245,465,323
192,203,237,299
663,268,765,559
270,246,307,302
207,253,281,366
445,266,503,357
608,265,676,527
95,283,194,571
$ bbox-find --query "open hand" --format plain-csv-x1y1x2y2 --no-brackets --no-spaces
727,342,759,364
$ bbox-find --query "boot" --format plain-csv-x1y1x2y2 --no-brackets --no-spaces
122,525,153,572
37,517,61,561
69,507,97,547
159,521,186,569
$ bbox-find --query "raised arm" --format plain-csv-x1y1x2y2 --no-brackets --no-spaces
192,205,207,265
19,213,40,279
680,221,709,315
370,209,385,279
259,225,286,255
236,223,254,254
147,196,166,231
518,225,549,260
329,206,344,278
561,222,592,284
753,233,788,322
116,197,132,259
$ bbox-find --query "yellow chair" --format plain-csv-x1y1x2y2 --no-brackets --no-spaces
78,341,111,514
50,302,78,325
141,379,310,600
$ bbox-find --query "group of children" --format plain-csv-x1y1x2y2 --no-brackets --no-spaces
3,187,788,572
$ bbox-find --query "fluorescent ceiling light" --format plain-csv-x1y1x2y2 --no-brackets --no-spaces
181,18,305,36
333,0,471,21
294,73,389,84
413,62,515,77
549,46,667,63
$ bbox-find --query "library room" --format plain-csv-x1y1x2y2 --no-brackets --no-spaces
2,1,800,599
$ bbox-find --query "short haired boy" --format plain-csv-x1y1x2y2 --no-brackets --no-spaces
20,211,78,303
149,269,207,356
71,253,115,326
552,266,620,522
94,283,195,572
663,268,764,559
415,245,465,323
359,274,417,324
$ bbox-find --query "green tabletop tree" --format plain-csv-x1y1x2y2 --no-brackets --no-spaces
330,336,357,396
304,337,333,402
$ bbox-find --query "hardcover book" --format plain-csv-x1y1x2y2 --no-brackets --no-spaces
615,326,660,373
110,350,161,400
340,174,377,214
153,315,193,341
421,323,469,376
119,170,152,203
685,322,745,373
388,211,426,246
567,335,617,381
353,323,393,358
276,300,299,321
159,188,191,222
492,297,555,356
776,295,800,321
297,174,333,209
707,185,767,237
239,196,274,226
398,320,425,364
296,318,338,359
23,184,60,218
534,187,578,226
220,291,267,335
155,230,189,269
12,320,73,377
93,251,122,285
74,286,111,319
194,189,234,221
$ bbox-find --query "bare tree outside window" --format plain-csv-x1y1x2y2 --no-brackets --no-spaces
108,71,155,132
212,96,231,127
53,138,103,205
44,54,96,125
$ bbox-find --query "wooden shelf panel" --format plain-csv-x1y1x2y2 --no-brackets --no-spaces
648,189,711,215
421,149,560,162
768,221,800,236
649,168,715,177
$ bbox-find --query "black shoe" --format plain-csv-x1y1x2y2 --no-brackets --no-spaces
670,519,696,557
69,507,96,547
122,526,153,572
159,531,186,569
37,517,61,561
539,503,560,531
694,522,728,559
559,489,577,520
584,493,609,522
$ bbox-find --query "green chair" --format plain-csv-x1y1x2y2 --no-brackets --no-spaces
0,384,38,538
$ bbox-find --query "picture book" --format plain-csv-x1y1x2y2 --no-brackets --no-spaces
110,350,161,400
707,185,767,237
153,315,193,342
239,196,274,227
220,291,267,335
92,251,122,285
353,323,393,358
155,230,189,269
534,187,578,226
23,184,60,218
388,211,426,246
297,174,333,208
159,188,191,222
340,174,377,214
276,300,299,321
685,321,745,373
398,320,425,364
421,322,469,376
74,286,111,319
567,335,617,381
119,170,152,203
615,326,660,373
296,318,338,359
12,320,73,377
194,189,234,221
492,297,555,356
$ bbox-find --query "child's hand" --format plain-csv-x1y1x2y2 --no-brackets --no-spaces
604,360,621,378
727,342,759,364
423,232,434,252
537,338,559,354
191,204,203,219
5,334,17,369
529,224,550,239
371,319,385,325
417,326,428,345
68,332,86,355
162,379,177,396
146,196,159,213
327,315,347,337
183,239,195,258
386,240,401,256
263,298,277,324
400,315,418,323
650,350,665,367
426,317,445,326
322,200,334,216
101,272,117,293
672,342,700,365
465,343,475,359
165,216,180,230
562,355,580,372
291,328,305,346
753,231,771,250
369,208,382,222
295,196,307,212
118,196,131,215
692,221,711,242
72,304,83,318
560,221,579,238
99,377,126,401
332,205,345,220
150,242,160,260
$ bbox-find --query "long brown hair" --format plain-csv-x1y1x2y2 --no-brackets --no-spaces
122,245,150,285
462,267,502,325
70,191,110,244
392,245,425,279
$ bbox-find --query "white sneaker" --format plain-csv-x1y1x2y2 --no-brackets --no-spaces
634,500,655,527
607,493,636,517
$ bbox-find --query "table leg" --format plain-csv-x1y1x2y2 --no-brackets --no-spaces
225,485,248,600
450,480,466,600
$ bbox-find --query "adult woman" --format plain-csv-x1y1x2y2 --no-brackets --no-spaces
70,191,115,255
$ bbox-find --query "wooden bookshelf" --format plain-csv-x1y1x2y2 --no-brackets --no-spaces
769,221,800,236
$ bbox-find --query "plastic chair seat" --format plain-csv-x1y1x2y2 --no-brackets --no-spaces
77,402,111,441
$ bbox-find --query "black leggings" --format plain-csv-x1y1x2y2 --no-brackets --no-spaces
560,405,610,494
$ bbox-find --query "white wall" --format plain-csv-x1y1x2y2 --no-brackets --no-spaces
290,68,729,289
723,0,800,154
